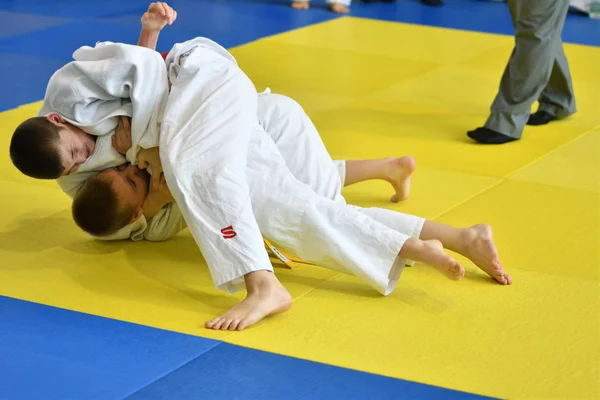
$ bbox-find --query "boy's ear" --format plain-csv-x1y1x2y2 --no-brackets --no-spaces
129,207,144,224
47,113,66,124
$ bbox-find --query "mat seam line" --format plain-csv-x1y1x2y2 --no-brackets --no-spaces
505,123,600,180
229,16,342,51
216,275,344,342
290,272,344,302
120,340,226,399
430,123,600,221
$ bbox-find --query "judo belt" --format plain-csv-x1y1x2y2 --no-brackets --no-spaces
263,239,315,269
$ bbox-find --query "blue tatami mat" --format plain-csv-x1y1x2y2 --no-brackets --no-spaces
1,296,493,400
0,296,221,400
129,343,495,400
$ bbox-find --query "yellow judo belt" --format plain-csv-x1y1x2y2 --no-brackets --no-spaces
263,239,315,269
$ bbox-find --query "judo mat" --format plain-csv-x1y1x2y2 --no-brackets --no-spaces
0,0,599,398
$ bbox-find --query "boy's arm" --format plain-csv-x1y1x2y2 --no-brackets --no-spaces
137,2,177,50
112,119,163,193
142,174,187,242
112,116,132,155
142,173,173,219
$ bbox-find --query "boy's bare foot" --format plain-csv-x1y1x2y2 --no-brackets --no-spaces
420,239,465,280
401,238,464,280
385,156,416,202
205,271,292,331
461,224,512,285
329,3,350,13
291,1,310,9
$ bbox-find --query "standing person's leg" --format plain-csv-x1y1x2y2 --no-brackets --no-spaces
528,45,577,125
468,0,571,144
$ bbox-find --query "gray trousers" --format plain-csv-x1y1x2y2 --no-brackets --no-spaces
484,0,577,139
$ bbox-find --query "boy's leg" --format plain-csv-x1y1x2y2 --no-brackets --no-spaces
258,93,415,202
351,207,511,284
344,157,416,202
204,127,414,331
420,221,511,284
258,93,344,201
206,270,292,331
160,43,274,295
249,127,463,295
207,126,485,331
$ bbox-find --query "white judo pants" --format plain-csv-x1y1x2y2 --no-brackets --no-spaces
224,92,425,295
160,42,274,289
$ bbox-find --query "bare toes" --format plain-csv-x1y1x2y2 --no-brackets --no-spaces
214,318,228,330
291,1,309,9
237,319,250,331
220,319,233,330
450,264,464,279
205,317,221,329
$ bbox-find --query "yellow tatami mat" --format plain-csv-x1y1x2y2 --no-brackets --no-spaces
1,17,599,399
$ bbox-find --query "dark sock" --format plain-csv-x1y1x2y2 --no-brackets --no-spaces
467,127,517,144
527,111,556,126
420,0,443,6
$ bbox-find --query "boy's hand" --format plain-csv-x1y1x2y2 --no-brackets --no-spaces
152,174,174,204
141,174,174,219
137,147,163,190
112,116,132,155
141,2,177,31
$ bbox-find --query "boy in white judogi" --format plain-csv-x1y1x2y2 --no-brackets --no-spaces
74,90,511,331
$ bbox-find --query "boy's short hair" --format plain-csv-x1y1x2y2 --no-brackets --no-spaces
72,175,136,237
10,117,64,179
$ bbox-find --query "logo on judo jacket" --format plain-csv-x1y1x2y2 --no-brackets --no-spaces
221,226,237,239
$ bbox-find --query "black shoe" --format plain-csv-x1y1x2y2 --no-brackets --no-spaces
467,127,517,144
527,111,556,126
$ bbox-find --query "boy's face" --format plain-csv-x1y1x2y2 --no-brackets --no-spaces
47,114,96,176
99,164,150,218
